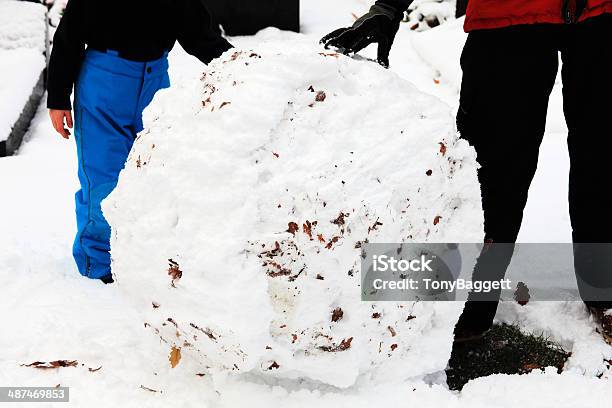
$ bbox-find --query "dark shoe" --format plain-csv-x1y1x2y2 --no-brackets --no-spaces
100,275,115,284
452,300,496,343
588,306,612,345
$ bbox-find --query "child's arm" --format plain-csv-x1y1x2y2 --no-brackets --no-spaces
176,0,233,64
47,0,85,112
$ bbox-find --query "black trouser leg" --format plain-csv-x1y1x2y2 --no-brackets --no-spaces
455,26,559,333
562,14,612,309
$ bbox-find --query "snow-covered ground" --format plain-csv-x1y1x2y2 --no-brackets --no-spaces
0,1,610,406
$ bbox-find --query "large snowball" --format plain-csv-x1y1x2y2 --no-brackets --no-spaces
104,33,483,389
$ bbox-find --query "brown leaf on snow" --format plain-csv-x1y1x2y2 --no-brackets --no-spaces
325,236,340,249
169,346,181,368
287,222,299,236
426,169,433,176
331,307,344,322
390,344,398,351
439,142,447,156
268,361,280,370
317,233,326,243
387,326,397,337
167,259,183,287
88,366,102,372
331,212,347,226
338,337,353,351
303,221,314,240
219,101,231,109
315,91,326,102
368,219,383,233
433,216,442,226
372,312,381,319
189,323,217,341
22,360,78,369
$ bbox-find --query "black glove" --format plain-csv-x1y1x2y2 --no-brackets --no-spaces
320,1,406,68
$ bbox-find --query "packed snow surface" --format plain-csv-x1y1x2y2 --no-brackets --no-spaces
105,32,483,388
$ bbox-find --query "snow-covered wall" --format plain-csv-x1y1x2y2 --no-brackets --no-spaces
0,1,47,148
104,32,483,388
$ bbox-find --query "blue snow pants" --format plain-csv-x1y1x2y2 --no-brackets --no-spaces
73,49,169,280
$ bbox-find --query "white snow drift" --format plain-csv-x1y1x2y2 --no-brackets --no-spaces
104,32,483,389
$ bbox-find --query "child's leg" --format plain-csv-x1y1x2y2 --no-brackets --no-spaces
73,50,169,281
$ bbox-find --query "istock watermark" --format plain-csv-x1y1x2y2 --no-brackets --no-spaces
361,243,612,302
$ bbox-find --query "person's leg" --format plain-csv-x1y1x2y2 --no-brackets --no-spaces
562,14,612,311
73,50,169,281
455,25,559,337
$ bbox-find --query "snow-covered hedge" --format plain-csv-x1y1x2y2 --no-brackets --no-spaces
0,0,47,52
104,32,482,388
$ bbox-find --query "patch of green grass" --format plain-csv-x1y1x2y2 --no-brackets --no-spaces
446,324,571,391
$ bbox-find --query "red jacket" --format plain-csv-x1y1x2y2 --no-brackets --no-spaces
464,0,612,31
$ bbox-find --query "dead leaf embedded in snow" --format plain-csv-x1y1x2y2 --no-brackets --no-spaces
439,142,447,156
140,385,159,393
303,221,313,240
433,216,442,226
88,366,102,372
22,360,78,369
169,346,181,368
331,307,344,322
315,91,326,102
331,212,347,226
339,337,353,351
167,259,182,287
287,222,299,236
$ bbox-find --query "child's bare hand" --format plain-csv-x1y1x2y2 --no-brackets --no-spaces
49,109,73,139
